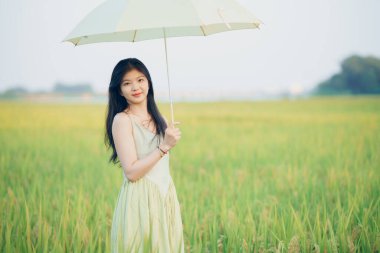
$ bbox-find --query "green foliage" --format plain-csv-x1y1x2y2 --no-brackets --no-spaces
314,55,380,95
0,86,28,98
0,97,379,252
53,82,94,94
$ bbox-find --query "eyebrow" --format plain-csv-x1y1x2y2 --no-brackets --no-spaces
122,75,145,82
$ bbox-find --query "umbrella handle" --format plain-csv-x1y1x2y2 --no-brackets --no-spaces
163,29,175,125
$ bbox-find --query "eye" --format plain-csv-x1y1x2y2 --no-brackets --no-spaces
139,79,143,82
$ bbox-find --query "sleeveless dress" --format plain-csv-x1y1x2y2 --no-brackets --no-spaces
110,113,185,253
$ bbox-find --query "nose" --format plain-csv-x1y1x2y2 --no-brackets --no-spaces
131,82,140,90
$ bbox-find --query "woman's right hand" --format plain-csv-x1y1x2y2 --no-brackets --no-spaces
162,121,181,151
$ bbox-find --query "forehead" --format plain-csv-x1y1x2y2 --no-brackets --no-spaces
122,69,146,81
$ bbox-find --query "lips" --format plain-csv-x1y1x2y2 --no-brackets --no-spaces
132,92,142,96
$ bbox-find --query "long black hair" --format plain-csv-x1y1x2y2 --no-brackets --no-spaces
104,58,167,165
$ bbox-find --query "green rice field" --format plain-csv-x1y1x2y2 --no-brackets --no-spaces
0,95,379,252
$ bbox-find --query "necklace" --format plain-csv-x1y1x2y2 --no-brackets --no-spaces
125,108,155,131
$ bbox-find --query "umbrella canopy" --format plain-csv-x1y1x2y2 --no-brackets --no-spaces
63,0,262,122
63,0,262,44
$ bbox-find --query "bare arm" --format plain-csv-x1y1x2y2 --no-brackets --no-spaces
112,113,169,182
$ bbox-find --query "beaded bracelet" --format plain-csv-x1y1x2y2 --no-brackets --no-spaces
157,147,164,157
157,145,168,156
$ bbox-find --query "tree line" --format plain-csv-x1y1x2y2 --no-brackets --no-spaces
312,55,380,95
0,82,94,99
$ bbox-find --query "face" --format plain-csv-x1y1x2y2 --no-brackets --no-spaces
120,68,149,104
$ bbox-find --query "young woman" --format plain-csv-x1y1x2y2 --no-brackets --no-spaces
105,58,185,252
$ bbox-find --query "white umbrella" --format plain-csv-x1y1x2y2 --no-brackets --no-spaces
63,0,262,123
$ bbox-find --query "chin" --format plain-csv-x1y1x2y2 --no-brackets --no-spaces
132,96,147,102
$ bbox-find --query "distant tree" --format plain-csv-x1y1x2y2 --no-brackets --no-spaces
312,55,380,95
0,86,29,98
341,55,380,94
53,82,94,94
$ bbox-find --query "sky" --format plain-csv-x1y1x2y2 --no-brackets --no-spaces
0,0,379,100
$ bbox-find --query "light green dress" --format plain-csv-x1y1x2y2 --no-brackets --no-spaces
111,113,185,253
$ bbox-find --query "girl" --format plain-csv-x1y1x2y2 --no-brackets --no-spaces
105,58,185,252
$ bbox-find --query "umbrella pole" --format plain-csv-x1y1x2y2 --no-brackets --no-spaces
163,29,175,125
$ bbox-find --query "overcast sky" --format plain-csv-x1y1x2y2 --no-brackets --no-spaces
0,0,379,99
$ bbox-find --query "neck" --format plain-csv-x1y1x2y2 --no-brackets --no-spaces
127,102,149,117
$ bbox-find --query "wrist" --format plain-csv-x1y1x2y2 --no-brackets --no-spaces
157,147,165,157
159,144,170,153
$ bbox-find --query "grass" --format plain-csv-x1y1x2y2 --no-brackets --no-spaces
0,95,379,252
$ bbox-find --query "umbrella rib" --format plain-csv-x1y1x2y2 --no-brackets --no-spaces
200,25,206,36
132,30,137,42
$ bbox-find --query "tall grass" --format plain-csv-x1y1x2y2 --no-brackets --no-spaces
0,96,379,252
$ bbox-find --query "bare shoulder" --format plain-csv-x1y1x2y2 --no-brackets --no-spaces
113,111,131,124
112,112,132,133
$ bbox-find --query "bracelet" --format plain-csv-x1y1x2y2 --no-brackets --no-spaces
158,145,169,155
157,147,164,157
